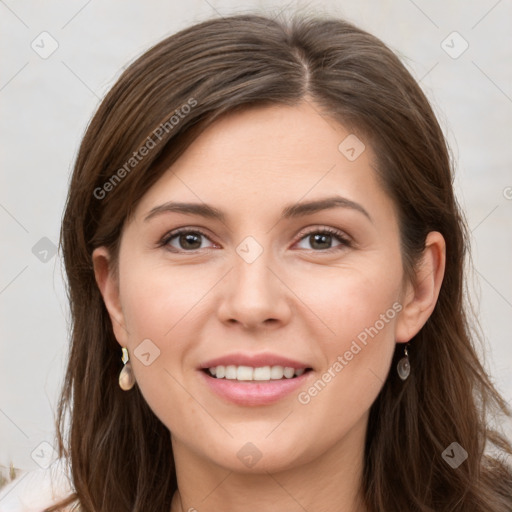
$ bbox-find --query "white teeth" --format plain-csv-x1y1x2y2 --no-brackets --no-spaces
225,365,237,379
207,365,307,381
253,366,271,380
270,365,284,379
283,367,295,379
236,365,253,380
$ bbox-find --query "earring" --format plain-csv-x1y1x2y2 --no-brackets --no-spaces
397,344,410,381
119,347,135,391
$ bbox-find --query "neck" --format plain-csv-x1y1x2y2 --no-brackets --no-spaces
169,413,369,512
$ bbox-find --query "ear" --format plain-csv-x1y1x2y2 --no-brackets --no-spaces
395,231,446,343
92,246,128,347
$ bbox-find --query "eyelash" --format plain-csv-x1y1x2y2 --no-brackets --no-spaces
158,226,352,254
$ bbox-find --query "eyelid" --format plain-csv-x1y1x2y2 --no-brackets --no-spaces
295,225,352,243
158,226,216,249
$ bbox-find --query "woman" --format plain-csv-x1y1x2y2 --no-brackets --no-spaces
7,11,512,512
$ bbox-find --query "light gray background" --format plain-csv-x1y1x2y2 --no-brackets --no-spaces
1,0,511,472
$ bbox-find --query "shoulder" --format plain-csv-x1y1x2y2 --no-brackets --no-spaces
0,459,75,512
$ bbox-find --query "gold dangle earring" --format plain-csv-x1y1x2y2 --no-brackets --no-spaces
119,347,136,390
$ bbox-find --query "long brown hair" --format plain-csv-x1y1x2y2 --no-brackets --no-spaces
48,12,512,512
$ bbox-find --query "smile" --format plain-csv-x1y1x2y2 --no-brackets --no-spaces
205,365,309,381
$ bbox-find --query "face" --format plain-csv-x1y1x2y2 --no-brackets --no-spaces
94,101,442,475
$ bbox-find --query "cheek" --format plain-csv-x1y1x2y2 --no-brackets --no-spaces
292,260,402,413
115,261,189,372
120,261,209,341
117,260,221,415
298,256,403,346
116,265,201,429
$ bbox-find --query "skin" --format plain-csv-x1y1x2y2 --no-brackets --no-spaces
93,100,446,512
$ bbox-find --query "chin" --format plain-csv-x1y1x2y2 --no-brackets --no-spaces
196,434,317,475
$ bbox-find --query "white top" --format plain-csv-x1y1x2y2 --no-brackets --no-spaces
0,459,75,512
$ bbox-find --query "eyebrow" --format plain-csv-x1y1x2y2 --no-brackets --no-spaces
144,195,372,223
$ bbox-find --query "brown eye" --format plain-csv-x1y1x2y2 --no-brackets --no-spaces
176,232,203,250
161,229,215,252
295,228,351,252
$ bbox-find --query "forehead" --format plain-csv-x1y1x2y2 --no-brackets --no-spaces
176,101,367,170
132,101,392,224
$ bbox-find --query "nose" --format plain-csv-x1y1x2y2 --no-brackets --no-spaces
217,241,292,330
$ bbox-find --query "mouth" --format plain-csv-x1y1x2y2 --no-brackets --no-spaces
197,353,314,405
202,365,313,381
198,357,314,405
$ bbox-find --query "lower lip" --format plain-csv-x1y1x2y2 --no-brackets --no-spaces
199,370,312,406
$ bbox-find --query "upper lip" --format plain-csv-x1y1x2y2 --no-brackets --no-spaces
199,352,312,370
